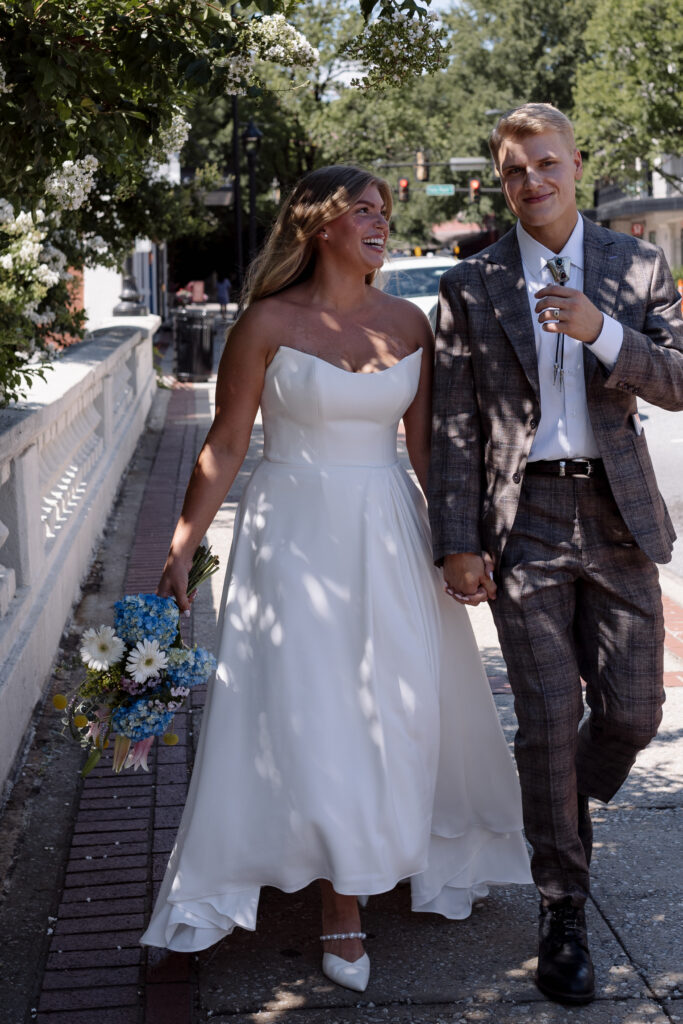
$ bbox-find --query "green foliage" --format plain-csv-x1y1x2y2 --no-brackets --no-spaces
573,0,683,187
0,0,251,210
444,0,592,114
218,0,594,247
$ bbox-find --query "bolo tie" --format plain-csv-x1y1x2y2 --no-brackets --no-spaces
545,256,571,389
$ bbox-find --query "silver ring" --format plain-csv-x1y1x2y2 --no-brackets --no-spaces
548,307,561,320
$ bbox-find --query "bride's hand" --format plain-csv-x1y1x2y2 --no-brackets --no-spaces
443,552,497,605
157,553,193,616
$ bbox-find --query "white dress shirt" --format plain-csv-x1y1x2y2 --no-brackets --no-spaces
516,217,623,461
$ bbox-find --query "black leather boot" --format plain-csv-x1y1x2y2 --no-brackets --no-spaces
577,793,593,865
536,897,595,1005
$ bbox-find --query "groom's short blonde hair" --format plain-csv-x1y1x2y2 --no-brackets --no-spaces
489,104,576,170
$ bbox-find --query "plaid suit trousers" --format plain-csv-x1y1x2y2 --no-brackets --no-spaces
491,469,665,906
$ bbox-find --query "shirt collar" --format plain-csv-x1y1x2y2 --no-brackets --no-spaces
516,215,584,279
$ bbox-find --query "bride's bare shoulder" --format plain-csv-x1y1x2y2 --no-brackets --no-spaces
370,288,433,348
229,294,293,343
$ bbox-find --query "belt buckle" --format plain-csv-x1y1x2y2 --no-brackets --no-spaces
571,458,592,478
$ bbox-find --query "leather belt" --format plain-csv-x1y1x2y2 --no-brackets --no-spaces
525,458,605,479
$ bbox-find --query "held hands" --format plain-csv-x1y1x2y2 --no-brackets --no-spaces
534,286,604,344
443,552,497,606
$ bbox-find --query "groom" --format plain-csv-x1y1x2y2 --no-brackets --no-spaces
428,103,683,1005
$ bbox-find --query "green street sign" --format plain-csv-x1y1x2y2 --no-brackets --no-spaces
425,183,456,196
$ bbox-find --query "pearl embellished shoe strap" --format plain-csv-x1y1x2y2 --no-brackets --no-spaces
320,931,366,941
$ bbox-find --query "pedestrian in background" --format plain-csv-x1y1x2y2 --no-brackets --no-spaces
215,273,231,316
429,102,683,1006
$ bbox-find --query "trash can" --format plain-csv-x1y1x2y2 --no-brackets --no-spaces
173,309,214,382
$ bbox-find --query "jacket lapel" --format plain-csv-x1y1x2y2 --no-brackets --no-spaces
483,229,540,399
582,215,623,391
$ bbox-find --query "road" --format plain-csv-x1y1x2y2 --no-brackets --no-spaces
639,398,683,579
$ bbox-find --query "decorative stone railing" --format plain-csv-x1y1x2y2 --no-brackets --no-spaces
0,317,159,794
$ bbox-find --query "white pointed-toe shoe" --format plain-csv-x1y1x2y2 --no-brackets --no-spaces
320,931,370,992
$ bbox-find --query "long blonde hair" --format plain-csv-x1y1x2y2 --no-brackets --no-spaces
241,165,393,309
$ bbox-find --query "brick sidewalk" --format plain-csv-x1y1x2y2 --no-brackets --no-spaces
36,385,201,1024
33,382,683,1023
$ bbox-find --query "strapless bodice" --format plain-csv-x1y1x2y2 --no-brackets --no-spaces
260,345,422,468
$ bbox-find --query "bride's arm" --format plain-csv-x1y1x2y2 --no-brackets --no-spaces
158,305,273,611
402,311,434,494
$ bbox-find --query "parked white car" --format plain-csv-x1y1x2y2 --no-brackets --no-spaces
374,254,458,316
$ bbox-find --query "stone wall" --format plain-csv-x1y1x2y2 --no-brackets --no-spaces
0,318,159,794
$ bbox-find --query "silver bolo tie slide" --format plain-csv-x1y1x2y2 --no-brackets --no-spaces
545,256,571,389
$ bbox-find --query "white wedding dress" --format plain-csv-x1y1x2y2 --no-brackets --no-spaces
141,345,531,952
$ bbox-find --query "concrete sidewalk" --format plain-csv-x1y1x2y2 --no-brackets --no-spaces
1,358,682,1024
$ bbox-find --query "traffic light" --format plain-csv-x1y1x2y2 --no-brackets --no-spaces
469,178,481,203
398,177,410,202
415,150,429,182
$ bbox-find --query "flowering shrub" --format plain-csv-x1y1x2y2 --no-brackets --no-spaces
0,0,448,404
53,545,220,775
0,200,81,401
344,6,447,90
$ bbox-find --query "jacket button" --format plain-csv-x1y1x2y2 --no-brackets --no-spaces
530,418,538,429
512,472,521,484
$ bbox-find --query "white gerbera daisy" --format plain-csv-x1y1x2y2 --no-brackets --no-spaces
125,639,168,683
80,626,125,671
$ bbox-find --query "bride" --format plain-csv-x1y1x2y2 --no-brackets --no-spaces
141,165,531,991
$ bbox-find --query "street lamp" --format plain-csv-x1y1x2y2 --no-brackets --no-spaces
242,118,263,261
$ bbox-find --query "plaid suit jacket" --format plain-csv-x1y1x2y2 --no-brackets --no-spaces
428,216,683,566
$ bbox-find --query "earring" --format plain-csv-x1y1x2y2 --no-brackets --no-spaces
321,231,328,239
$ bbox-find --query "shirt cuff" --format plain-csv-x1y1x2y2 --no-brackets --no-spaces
587,313,623,369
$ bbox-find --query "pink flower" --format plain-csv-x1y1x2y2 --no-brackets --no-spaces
86,706,109,745
124,736,155,772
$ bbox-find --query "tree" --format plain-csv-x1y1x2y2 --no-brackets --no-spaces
310,0,594,240
0,0,445,403
573,0,683,190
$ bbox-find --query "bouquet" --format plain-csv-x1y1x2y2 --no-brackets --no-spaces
53,545,219,776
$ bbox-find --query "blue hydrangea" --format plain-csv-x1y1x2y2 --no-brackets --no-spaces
166,645,216,688
113,594,179,650
111,698,175,741
192,647,217,683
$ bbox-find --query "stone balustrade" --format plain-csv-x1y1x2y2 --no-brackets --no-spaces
0,317,159,794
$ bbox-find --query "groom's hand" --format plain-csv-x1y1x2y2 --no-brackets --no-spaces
534,285,604,344
443,552,497,605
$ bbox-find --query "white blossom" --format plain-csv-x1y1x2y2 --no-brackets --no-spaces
157,112,191,158
26,307,56,326
249,14,318,68
126,639,168,683
81,626,126,671
45,155,99,211
216,51,255,94
0,63,12,95
33,263,60,287
0,198,14,224
1,202,70,336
